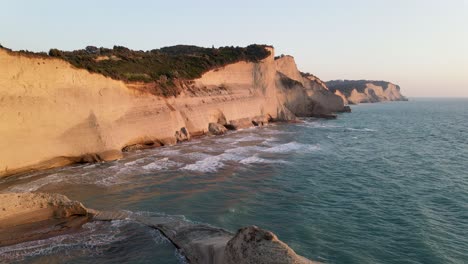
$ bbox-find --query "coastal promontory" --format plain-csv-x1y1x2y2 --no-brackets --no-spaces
326,80,407,104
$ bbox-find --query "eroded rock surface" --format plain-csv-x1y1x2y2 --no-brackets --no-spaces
208,123,228,135
225,226,317,264
0,193,89,246
0,192,318,263
93,211,317,264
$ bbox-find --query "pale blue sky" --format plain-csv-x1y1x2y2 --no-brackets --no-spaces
1,0,467,97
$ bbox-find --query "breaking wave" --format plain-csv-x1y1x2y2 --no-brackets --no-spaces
262,142,320,153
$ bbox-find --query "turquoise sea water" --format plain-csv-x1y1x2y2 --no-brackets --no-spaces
1,98,467,264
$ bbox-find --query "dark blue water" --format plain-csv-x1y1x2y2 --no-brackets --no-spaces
1,99,467,263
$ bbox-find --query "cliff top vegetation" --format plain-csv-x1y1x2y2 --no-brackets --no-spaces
1,44,271,83
48,44,271,83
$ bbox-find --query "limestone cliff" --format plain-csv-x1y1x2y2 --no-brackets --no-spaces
274,55,346,116
326,80,407,104
0,46,344,177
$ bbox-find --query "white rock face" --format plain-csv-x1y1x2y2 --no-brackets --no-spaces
327,80,407,104
275,56,345,115
0,47,342,177
334,90,349,105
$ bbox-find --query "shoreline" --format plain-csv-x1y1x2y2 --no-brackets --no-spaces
0,117,312,180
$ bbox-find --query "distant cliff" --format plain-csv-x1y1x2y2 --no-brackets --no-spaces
0,45,346,177
326,80,407,104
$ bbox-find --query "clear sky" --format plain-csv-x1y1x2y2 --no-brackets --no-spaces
1,0,466,97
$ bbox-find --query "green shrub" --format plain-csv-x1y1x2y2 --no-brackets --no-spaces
51,44,271,83
49,49,63,57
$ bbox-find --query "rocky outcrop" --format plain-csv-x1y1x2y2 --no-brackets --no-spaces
326,80,407,104
175,127,191,142
0,46,344,178
0,192,318,263
275,55,346,116
225,226,316,264
94,210,318,264
208,122,228,135
334,90,349,105
0,193,89,246
251,115,269,127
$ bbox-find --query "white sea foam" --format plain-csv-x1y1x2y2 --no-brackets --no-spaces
0,220,130,262
183,152,213,160
299,122,342,129
264,137,279,142
142,158,182,170
189,145,217,152
181,150,252,172
239,155,288,165
346,127,377,132
124,159,145,166
8,173,63,192
214,137,237,143
261,129,295,135
262,142,320,153
95,173,128,186
225,145,265,155
233,135,265,142
181,155,224,172
155,149,181,156
149,228,171,244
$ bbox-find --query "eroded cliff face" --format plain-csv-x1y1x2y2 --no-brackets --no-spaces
0,47,342,177
274,56,345,116
326,80,407,104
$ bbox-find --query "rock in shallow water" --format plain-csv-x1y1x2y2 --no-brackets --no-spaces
0,192,90,246
227,118,254,130
209,122,228,135
225,226,316,264
0,193,317,263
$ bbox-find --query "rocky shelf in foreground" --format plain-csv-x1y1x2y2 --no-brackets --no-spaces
0,192,318,264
